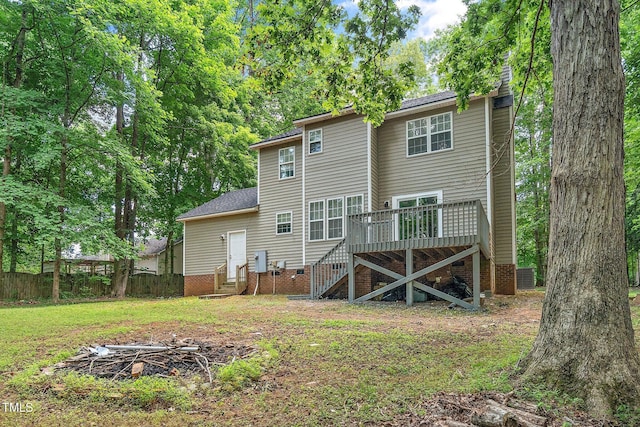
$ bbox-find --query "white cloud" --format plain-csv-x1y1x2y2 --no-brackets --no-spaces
397,0,467,40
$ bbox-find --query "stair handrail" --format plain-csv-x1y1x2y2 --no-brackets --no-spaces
235,261,248,295
310,238,348,299
214,262,227,291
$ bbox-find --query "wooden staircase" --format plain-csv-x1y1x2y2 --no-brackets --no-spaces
199,262,248,299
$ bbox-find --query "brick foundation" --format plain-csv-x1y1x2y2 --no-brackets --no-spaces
184,274,215,296
246,267,311,295
494,264,516,295
183,257,512,298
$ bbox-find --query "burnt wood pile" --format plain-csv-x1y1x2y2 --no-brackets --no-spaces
55,339,256,381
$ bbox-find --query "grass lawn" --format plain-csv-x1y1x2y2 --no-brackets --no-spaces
0,292,636,426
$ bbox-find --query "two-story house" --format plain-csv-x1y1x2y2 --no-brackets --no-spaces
177,70,516,308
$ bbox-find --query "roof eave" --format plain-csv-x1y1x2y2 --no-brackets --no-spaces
250,133,302,150
384,89,500,120
177,206,259,223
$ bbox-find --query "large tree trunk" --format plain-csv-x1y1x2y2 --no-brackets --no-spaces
520,0,640,415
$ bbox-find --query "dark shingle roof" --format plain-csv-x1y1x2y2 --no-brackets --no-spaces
177,187,258,220
397,91,457,111
259,128,302,144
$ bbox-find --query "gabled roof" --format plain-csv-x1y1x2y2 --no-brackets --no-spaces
177,187,258,222
138,238,168,257
251,89,491,149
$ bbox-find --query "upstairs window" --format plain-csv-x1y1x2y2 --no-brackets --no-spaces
308,129,322,154
279,147,295,179
407,112,452,156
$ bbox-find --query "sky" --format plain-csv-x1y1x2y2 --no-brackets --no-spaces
337,0,467,40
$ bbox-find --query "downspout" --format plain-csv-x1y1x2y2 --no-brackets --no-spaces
302,128,306,265
485,97,492,226
367,122,373,212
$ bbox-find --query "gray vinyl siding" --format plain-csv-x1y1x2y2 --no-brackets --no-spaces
492,105,516,265
304,115,369,263
184,212,258,275
370,125,379,210
376,99,489,212
254,140,304,269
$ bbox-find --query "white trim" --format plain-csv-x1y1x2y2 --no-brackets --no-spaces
302,128,306,264
308,128,323,155
293,89,500,126
278,146,296,180
182,222,186,276
275,211,293,235
250,133,302,150
227,229,247,279
405,112,454,158
346,194,364,216
384,89,499,121
257,150,261,205
484,97,492,226
367,122,373,212
392,191,444,239
177,206,259,223
327,197,344,240
509,101,517,264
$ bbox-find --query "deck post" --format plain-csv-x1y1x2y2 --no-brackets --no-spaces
473,248,480,309
406,248,414,307
348,252,355,302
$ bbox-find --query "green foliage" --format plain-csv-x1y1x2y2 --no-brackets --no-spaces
248,0,421,126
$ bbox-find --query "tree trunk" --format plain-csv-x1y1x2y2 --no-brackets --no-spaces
112,91,128,299
0,6,28,274
520,0,640,415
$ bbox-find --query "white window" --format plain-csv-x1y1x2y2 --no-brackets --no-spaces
407,112,452,156
309,201,324,241
346,195,364,215
279,147,295,179
308,129,322,154
327,198,343,239
276,212,292,234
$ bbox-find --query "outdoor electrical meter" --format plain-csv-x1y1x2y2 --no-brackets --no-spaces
254,251,267,273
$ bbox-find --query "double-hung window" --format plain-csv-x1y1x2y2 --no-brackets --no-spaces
279,147,295,179
327,198,343,239
276,212,292,234
407,112,452,156
308,129,322,154
346,195,364,215
309,201,324,241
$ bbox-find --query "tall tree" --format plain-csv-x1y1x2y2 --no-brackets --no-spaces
520,0,640,414
433,0,640,415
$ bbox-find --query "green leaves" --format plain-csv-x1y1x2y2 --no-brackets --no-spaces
247,0,420,126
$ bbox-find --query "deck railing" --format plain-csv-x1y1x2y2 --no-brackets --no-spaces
346,199,489,255
310,238,348,299
214,262,227,291
235,262,248,294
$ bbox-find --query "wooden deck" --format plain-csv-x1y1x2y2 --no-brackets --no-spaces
311,200,490,309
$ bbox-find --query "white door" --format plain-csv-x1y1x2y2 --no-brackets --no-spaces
227,231,246,279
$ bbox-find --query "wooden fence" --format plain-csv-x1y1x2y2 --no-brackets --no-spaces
0,272,184,300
